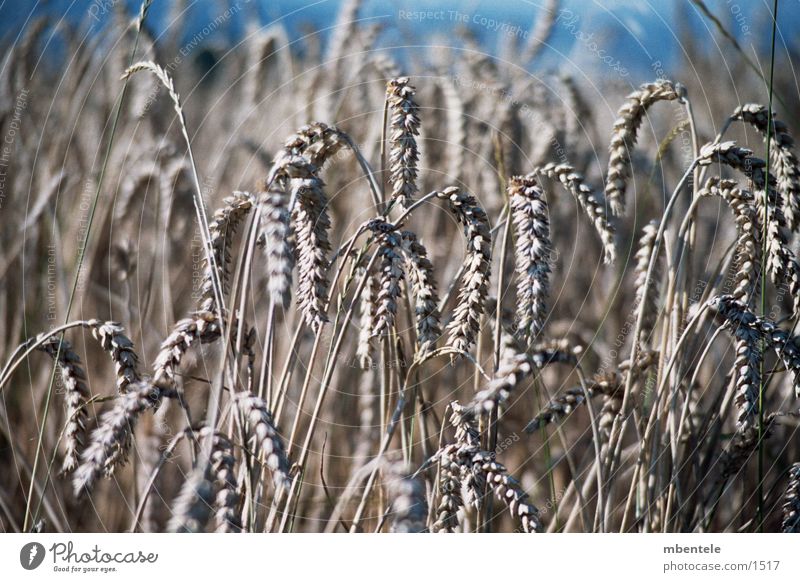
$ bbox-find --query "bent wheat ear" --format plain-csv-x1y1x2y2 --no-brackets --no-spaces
38,337,90,474
152,311,221,388
430,442,543,533
605,79,685,215
508,175,551,348
534,162,616,263
436,187,492,353
201,191,254,314
698,178,760,304
731,104,800,231
710,295,800,397
698,141,771,191
269,122,348,184
525,386,586,432
73,382,162,496
387,77,420,211
235,392,291,489
467,342,576,416
84,320,141,393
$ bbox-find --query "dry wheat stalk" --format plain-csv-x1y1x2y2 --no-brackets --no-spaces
399,230,442,354
38,337,89,474
430,404,479,532
235,392,290,489
716,413,777,483
731,103,800,231
269,123,347,184
436,187,492,353
73,381,164,496
756,187,800,317
522,351,648,434
441,79,466,184
605,79,685,215
431,442,467,533
525,386,585,433
509,175,551,347
387,77,420,211
521,0,558,64
699,144,800,314
782,463,800,533
731,328,763,432
533,162,616,263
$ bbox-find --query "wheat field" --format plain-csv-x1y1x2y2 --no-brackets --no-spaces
0,0,799,534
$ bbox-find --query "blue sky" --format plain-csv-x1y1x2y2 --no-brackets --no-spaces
2,0,796,78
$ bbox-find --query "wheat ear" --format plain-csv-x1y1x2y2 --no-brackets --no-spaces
235,392,291,489
633,221,661,347
387,77,420,211
782,463,800,533
698,178,760,304
731,103,800,231
534,162,616,263
436,187,492,353
509,175,551,347
399,230,442,354
38,337,90,474
73,381,163,496
606,79,685,215
291,164,332,331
